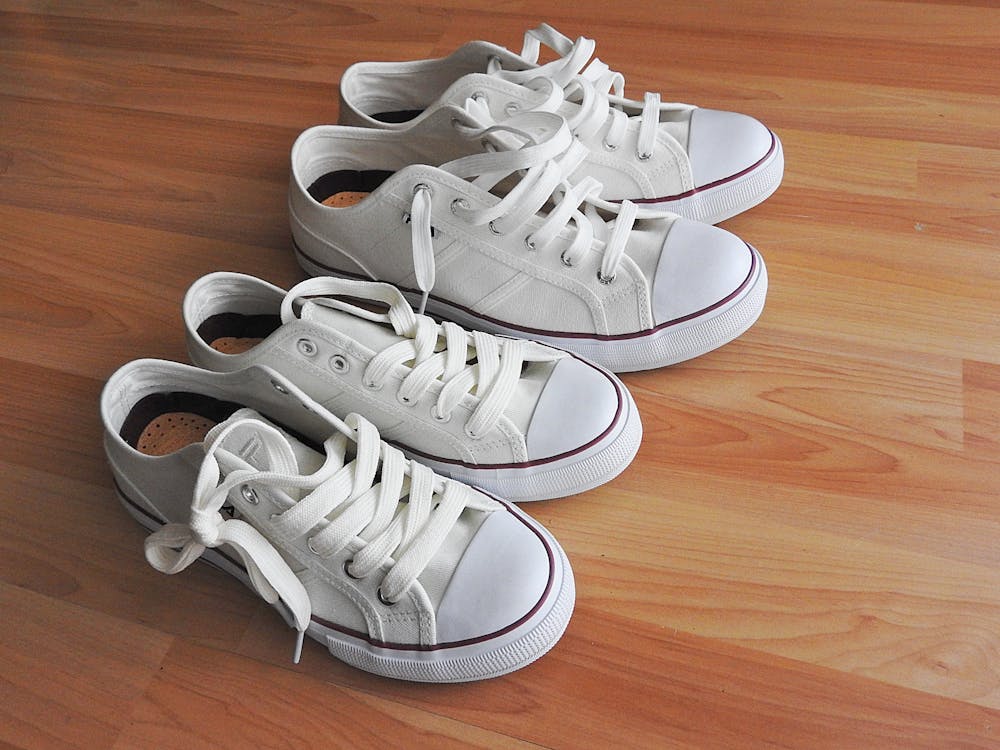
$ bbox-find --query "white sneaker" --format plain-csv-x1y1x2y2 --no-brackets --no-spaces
338,23,783,224
289,109,768,372
183,272,641,502
101,359,574,682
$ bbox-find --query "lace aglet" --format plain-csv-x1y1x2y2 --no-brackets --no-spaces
292,628,305,664
417,291,429,316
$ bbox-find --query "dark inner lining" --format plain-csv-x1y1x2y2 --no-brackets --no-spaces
307,169,395,204
372,109,425,124
196,313,281,347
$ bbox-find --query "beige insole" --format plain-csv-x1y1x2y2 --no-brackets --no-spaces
210,336,263,355
322,191,369,207
137,412,216,456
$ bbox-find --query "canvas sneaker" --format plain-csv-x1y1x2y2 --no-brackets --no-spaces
101,359,574,682
338,23,783,224
183,271,641,502
289,107,768,372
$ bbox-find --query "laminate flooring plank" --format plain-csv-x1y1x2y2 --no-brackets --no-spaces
964,360,1000,456
0,582,173,750
112,640,540,750
440,10,999,95
1,94,301,182
534,0,1000,46
0,206,298,377
0,6,445,84
235,600,1000,749
0,459,264,650
0,52,339,128
0,145,291,248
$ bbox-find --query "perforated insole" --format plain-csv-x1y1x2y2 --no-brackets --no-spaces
321,191,368,207
209,336,263,355
136,412,216,456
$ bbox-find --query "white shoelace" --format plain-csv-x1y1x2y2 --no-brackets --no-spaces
408,110,671,303
144,410,488,662
485,23,693,160
280,277,536,439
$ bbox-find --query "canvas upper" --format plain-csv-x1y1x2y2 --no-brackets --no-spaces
289,107,768,372
183,272,641,502
338,23,784,224
101,358,574,682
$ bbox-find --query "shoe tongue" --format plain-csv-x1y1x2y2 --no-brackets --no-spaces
205,408,307,476
301,301,406,354
301,301,556,433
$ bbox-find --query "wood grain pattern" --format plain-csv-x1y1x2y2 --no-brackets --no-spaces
1,1,998,747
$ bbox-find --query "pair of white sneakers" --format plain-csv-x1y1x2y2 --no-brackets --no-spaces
102,24,782,684
291,23,782,372
102,271,620,683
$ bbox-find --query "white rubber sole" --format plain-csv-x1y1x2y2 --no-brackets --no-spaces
296,243,767,373
116,488,574,682
639,132,784,225
405,374,641,501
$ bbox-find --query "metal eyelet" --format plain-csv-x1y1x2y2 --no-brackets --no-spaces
560,253,574,268
603,139,618,151
524,234,536,250
363,379,383,392
637,151,652,161
306,537,322,556
598,271,617,284
504,102,520,115
470,91,487,104
413,182,431,196
329,354,349,374
451,198,469,214
270,379,289,394
343,559,363,580
240,484,259,505
377,587,397,606
488,220,502,235
296,338,316,357
464,424,482,440
397,391,415,406
432,408,451,424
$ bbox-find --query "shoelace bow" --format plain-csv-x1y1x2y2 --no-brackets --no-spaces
409,110,670,304
144,412,486,662
280,277,533,439
485,23,693,160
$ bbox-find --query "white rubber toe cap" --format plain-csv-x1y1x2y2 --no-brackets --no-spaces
435,508,552,643
525,356,620,461
688,108,773,188
652,218,754,325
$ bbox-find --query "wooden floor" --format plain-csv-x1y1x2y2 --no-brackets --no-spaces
2,1,999,747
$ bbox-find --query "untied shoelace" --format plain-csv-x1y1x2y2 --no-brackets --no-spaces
280,277,539,439
485,23,694,161
144,408,490,663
